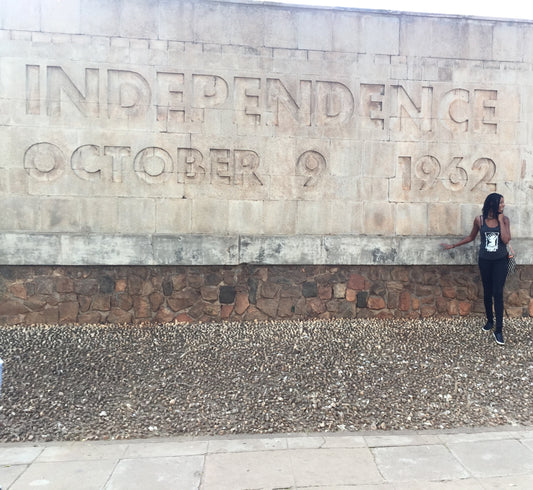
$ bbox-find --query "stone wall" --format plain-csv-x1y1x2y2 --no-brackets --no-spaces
1,0,533,325
1,0,533,266
1,265,531,326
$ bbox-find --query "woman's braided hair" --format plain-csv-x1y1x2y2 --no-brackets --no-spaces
482,193,503,219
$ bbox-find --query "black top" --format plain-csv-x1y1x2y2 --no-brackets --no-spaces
478,216,507,260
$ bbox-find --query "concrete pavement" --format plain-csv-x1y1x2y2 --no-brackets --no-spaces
1,426,533,489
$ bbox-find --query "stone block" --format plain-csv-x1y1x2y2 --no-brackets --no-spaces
155,199,192,234
333,283,346,299
360,14,399,55
59,301,79,323
41,0,81,33
264,9,297,48
153,235,239,266
396,203,428,236
1,0,41,30
367,295,386,310
295,10,333,51
119,0,158,38
219,286,236,304
234,292,250,315
159,0,194,42
263,201,297,236
107,307,132,324
428,204,461,236
240,235,325,265
256,298,278,318
363,202,395,235
227,200,264,235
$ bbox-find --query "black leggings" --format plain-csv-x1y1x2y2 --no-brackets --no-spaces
478,257,508,331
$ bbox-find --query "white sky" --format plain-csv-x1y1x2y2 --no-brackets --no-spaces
256,1,533,21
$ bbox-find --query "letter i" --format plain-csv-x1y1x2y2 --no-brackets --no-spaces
26,65,40,115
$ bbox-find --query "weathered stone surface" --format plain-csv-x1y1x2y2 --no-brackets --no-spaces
219,286,236,304
59,301,79,323
356,291,369,308
149,292,165,311
8,283,27,299
302,281,318,298
107,308,133,324
367,295,386,310
200,286,219,302
333,283,346,299
91,294,111,311
220,304,233,319
234,292,250,315
348,274,366,291
0,300,28,315
260,282,281,299
459,302,472,316
133,297,151,319
256,298,278,317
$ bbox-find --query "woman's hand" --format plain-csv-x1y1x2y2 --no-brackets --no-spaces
441,243,454,250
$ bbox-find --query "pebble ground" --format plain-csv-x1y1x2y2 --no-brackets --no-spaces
0,317,531,442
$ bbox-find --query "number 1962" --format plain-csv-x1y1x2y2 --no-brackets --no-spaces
398,155,496,192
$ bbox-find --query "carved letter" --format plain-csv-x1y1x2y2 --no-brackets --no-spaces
474,90,497,134
134,147,174,184
439,88,469,133
107,70,151,119
26,65,40,115
24,142,65,181
156,72,185,129
234,77,261,126
46,66,99,117
71,144,102,181
360,84,385,130
211,149,232,185
104,146,131,183
234,150,262,185
177,148,206,183
266,79,311,127
393,85,433,134
193,74,228,108
315,81,354,126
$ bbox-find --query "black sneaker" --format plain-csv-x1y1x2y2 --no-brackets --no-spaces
493,331,504,345
482,321,493,332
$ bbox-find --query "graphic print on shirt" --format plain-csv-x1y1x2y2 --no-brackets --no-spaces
485,232,499,252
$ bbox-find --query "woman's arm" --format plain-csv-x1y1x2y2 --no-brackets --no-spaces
441,216,480,250
498,214,511,244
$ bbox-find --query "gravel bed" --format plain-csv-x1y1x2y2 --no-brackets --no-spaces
0,318,532,443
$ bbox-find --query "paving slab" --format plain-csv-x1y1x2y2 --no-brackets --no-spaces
392,479,483,489
36,441,129,462
9,459,117,490
123,440,208,459
105,455,203,490
289,447,383,487
365,433,441,447
475,474,533,488
0,445,43,465
447,438,533,478
1,426,532,490
0,464,28,489
373,444,471,482
207,436,287,453
202,449,294,489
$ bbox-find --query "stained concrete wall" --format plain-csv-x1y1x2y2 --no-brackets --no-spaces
0,0,532,265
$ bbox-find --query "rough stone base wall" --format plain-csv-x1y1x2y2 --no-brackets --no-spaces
1,265,531,326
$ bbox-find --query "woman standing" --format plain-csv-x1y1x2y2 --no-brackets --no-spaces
442,193,511,345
